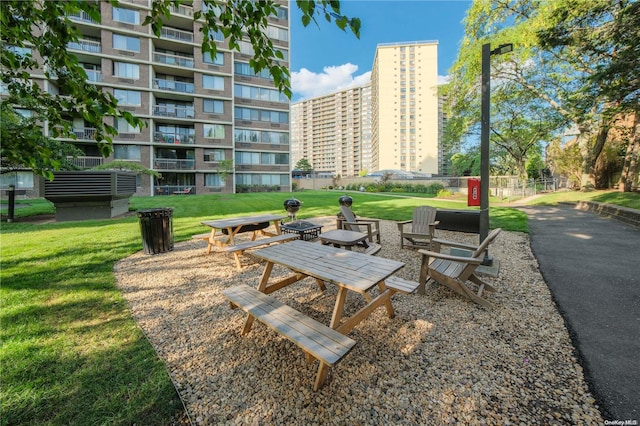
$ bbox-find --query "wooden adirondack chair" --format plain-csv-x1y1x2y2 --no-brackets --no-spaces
397,206,439,249
339,205,381,243
417,228,502,308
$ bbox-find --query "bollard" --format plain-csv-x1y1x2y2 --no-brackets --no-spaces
7,184,15,223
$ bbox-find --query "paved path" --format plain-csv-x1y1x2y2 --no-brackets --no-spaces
519,205,639,422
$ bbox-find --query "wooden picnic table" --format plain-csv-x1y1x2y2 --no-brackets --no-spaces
251,240,406,335
200,214,286,252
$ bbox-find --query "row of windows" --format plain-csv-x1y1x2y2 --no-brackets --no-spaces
234,129,289,145
235,107,288,124
236,173,290,186
235,152,289,165
234,84,288,103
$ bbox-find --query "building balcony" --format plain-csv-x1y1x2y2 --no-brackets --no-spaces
153,105,195,118
153,132,194,144
67,39,101,53
68,11,98,24
168,4,194,17
72,127,97,140
153,51,194,68
153,158,195,170
153,78,194,94
67,156,104,169
160,27,194,43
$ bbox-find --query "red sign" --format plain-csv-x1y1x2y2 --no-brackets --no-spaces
468,178,480,206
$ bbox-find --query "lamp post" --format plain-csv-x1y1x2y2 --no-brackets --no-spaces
480,42,512,266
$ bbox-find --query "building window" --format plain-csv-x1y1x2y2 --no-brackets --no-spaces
203,124,225,139
115,118,140,133
202,75,225,90
114,145,141,160
234,84,288,103
266,25,288,42
203,51,224,65
0,171,34,189
203,99,224,114
235,151,288,165
234,62,272,79
112,34,140,52
204,149,225,161
234,129,289,145
205,173,225,187
235,107,288,124
113,62,139,79
236,173,289,186
114,89,141,106
113,7,140,24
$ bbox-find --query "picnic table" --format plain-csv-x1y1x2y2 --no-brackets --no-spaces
197,214,295,268
223,240,421,389
251,240,408,334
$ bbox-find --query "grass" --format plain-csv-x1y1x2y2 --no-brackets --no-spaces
1,188,636,423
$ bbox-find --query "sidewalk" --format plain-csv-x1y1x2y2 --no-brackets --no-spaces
518,204,640,422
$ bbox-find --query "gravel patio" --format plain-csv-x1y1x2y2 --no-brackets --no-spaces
114,217,602,425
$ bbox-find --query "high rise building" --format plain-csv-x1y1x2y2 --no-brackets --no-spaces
5,1,290,196
371,41,439,175
291,83,371,177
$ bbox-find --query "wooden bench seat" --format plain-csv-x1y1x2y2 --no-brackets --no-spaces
222,233,299,253
223,233,299,269
385,276,421,294
191,232,211,241
222,284,356,391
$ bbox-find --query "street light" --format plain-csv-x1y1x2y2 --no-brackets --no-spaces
480,43,513,266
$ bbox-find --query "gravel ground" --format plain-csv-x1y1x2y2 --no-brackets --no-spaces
114,217,603,425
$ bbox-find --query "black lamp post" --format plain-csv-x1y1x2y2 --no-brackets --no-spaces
481,42,513,266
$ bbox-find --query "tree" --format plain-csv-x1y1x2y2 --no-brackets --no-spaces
489,83,564,180
294,158,313,172
537,0,639,191
1,0,360,179
446,0,635,190
0,102,83,175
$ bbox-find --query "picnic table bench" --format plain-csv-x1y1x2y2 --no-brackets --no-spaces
223,284,356,391
222,233,299,269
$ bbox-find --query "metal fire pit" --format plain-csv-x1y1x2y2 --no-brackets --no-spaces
280,221,322,241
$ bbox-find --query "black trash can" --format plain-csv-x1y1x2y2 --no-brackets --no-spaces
137,208,174,254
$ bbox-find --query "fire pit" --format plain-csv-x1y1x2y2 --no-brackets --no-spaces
280,221,323,241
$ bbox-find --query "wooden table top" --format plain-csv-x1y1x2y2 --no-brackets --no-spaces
319,229,368,246
201,214,286,229
251,240,405,294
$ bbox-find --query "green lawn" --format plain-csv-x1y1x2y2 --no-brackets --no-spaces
2,188,636,423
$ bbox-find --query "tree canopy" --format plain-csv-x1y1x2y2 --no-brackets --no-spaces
1,0,360,179
444,0,638,190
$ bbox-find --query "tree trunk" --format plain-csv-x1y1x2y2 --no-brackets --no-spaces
578,120,611,189
619,113,639,192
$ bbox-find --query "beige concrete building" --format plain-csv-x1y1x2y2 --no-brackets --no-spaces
2,1,290,196
291,83,371,177
371,41,439,175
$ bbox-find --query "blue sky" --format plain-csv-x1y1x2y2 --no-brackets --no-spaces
290,0,472,101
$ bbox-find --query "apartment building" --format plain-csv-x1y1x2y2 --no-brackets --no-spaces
371,41,439,175
15,1,291,196
290,83,371,177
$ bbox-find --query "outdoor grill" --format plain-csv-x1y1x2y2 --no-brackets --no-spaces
283,197,301,222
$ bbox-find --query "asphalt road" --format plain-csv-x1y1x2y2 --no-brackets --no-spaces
519,205,639,422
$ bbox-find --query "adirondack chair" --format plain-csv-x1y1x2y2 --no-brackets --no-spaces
417,228,502,308
339,205,381,243
397,206,439,249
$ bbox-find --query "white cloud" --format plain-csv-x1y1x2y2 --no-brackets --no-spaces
292,63,371,100
438,75,451,85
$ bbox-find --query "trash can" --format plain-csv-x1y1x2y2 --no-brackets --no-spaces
137,208,174,254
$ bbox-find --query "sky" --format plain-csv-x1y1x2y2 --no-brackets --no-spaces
290,0,472,101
